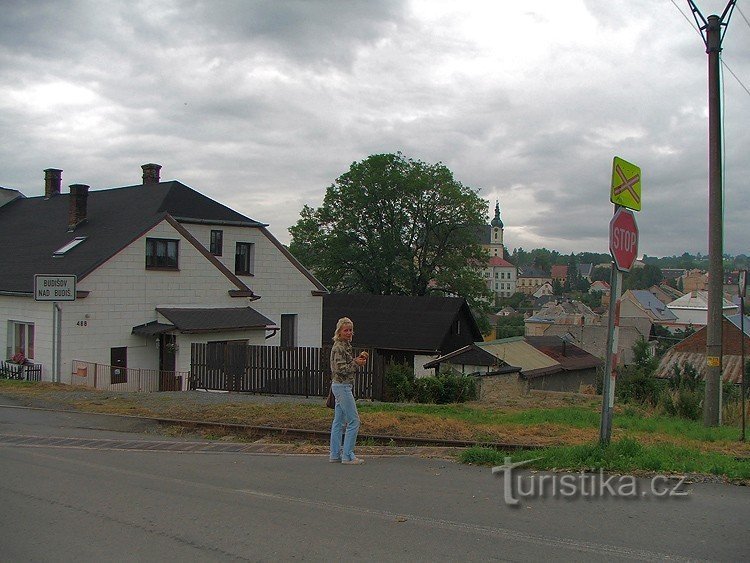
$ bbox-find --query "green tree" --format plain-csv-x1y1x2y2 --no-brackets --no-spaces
623,264,663,290
288,152,493,318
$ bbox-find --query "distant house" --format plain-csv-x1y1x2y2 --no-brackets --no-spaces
517,267,552,295
578,263,594,281
424,335,601,395
524,300,600,336
422,343,523,401
480,336,601,393
655,314,750,384
532,282,554,299
618,290,678,336
648,284,683,305
589,280,610,295
0,165,326,386
666,291,739,329
540,324,644,365
550,264,568,286
682,270,708,292
660,269,686,283
322,293,483,377
483,256,517,298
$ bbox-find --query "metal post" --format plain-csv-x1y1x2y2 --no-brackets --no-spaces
600,263,622,446
51,303,56,383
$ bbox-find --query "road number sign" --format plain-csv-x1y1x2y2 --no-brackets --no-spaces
34,274,77,301
609,208,639,272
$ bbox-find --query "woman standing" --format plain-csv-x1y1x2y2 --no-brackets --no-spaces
329,317,368,464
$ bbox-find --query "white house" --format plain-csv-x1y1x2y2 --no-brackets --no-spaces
0,164,327,387
666,290,738,329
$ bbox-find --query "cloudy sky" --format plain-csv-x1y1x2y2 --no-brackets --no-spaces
1,0,749,257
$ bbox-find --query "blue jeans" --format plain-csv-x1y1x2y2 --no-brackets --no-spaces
330,383,360,461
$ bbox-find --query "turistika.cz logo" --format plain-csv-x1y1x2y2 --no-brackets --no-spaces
491,457,690,506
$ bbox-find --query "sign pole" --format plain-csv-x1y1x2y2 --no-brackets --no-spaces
602,156,641,446
34,274,76,383
55,302,62,383
600,261,622,445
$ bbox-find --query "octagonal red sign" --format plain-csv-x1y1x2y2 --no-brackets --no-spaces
609,208,639,272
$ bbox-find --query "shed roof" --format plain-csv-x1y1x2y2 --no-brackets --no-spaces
322,293,482,352
477,337,560,372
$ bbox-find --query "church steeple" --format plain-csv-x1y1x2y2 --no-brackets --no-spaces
489,199,504,256
490,200,504,228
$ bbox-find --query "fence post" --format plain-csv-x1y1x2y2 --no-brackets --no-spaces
304,366,309,398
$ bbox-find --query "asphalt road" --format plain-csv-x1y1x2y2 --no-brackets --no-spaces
0,400,748,562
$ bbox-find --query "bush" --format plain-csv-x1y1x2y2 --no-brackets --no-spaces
383,363,415,402
387,366,477,404
615,366,664,406
661,388,703,420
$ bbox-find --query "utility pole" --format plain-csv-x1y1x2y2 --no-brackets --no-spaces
687,0,736,426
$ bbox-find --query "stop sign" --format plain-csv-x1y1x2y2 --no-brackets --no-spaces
609,208,639,272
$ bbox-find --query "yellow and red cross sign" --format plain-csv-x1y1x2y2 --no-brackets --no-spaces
610,156,641,211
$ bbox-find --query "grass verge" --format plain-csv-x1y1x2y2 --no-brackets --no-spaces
460,437,750,482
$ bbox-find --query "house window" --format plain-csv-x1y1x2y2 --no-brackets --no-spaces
281,314,297,347
235,242,255,275
7,321,34,360
146,238,179,269
210,230,223,256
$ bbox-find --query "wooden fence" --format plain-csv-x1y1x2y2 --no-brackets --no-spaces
190,343,385,400
0,361,42,381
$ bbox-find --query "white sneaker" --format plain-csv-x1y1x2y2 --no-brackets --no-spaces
342,457,364,465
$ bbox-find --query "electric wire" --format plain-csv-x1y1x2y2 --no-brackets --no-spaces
670,0,750,99
736,5,750,30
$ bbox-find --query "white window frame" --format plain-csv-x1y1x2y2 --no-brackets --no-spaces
7,321,34,360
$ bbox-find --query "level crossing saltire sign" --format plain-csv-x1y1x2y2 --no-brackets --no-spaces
610,157,641,211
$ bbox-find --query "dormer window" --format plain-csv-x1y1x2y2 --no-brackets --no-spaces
53,236,87,257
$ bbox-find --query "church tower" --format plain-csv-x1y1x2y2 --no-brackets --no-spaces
489,200,504,257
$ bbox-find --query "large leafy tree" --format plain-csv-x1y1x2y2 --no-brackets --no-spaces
289,152,493,315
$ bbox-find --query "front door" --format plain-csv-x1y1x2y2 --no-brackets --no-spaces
158,335,177,391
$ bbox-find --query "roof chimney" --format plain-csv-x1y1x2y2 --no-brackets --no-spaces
68,184,89,231
44,168,62,199
142,163,162,184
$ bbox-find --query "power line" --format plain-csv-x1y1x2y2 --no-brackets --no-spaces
670,0,750,99
736,5,750,30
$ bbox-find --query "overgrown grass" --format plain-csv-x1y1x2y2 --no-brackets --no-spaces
0,380,750,478
460,437,750,481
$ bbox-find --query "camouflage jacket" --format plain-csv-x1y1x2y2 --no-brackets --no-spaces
330,340,357,384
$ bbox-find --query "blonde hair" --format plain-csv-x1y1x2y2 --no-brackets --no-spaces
332,317,353,342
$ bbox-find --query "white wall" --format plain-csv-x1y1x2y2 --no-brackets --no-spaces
414,354,439,378
1,297,54,379
182,224,323,347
